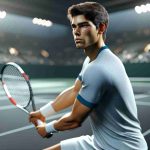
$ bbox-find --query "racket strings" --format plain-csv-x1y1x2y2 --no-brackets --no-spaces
2,65,31,107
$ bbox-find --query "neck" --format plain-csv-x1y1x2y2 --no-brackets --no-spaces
84,39,105,62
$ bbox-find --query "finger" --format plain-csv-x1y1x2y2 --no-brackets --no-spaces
40,117,46,123
30,118,38,126
36,127,46,138
29,111,37,117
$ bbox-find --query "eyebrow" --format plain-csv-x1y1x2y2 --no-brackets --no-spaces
71,21,90,27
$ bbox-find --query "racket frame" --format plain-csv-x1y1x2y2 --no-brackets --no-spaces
1,62,53,138
1,62,37,113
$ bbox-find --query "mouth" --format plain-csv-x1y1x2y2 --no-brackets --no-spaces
75,39,82,43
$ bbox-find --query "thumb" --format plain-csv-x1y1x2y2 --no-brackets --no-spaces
29,111,40,120
30,111,38,116
29,117,39,126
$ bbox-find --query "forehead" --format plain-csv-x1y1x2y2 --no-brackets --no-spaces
71,15,90,25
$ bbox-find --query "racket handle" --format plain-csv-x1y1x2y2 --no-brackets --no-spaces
45,132,53,138
36,119,53,138
37,119,44,125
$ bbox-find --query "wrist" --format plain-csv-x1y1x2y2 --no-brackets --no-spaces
40,101,56,118
45,120,58,133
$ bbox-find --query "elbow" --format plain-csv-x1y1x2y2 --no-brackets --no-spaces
70,114,86,129
75,120,82,127
72,117,83,128
56,113,83,131
60,119,82,131
68,115,83,129
71,120,82,129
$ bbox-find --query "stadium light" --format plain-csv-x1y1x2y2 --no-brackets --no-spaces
135,3,150,14
32,18,53,27
144,44,150,52
40,50,49,58
138,54,143,60
0,11,6,19
9,48,19,56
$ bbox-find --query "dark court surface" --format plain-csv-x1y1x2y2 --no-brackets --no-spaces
0,78,150,150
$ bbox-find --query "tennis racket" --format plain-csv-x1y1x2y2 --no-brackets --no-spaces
1,62,53,138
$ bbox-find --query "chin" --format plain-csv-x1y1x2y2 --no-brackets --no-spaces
75,44,85,49
76,46,82,49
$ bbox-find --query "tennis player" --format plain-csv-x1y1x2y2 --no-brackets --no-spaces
29,2,148,150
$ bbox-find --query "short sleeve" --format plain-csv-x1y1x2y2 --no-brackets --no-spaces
77,66,106,108
77,57,90,82
78,74,82,81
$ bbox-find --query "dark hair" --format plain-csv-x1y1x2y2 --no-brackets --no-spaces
67,2,109,39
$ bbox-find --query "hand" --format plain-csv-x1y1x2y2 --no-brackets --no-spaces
36,123,53,138
29,110,45,126
36,123,47,138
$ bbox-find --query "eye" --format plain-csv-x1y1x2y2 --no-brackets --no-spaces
79,24,90,28
71,24,76,29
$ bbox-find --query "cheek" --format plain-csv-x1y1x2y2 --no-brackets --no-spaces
81,27,92,33
83,28,98,42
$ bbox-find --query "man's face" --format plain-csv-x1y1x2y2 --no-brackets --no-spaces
71,15,99,49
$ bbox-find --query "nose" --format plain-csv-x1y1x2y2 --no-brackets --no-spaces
73,26,80,36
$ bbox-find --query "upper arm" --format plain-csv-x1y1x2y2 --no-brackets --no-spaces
70,98,91,124
70,68,106,124
72,78,82,93
77,66,106,108
72,66,106,122
52,78,82,112
54,98,91,131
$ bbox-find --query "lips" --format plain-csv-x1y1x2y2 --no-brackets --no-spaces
75,38,82,43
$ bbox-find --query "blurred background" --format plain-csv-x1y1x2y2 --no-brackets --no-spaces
0,0,150,150
0,0,149,78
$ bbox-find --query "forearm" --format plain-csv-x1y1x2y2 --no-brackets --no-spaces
52,86,78,112
40,79,81,118
40,86,78,118
45,99,91,134
43,112,80,135
54,112,81,131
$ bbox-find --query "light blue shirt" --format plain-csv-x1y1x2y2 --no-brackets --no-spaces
77,46,148,150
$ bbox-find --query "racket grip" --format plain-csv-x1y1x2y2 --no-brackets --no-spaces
36,119,53,138
45,132,53,138
37,119,44,126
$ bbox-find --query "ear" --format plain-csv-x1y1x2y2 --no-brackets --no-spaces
98,23,107,34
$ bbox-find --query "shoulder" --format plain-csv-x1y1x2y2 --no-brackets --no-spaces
83,57,90,66
82,62,107,85
98,49,125,70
